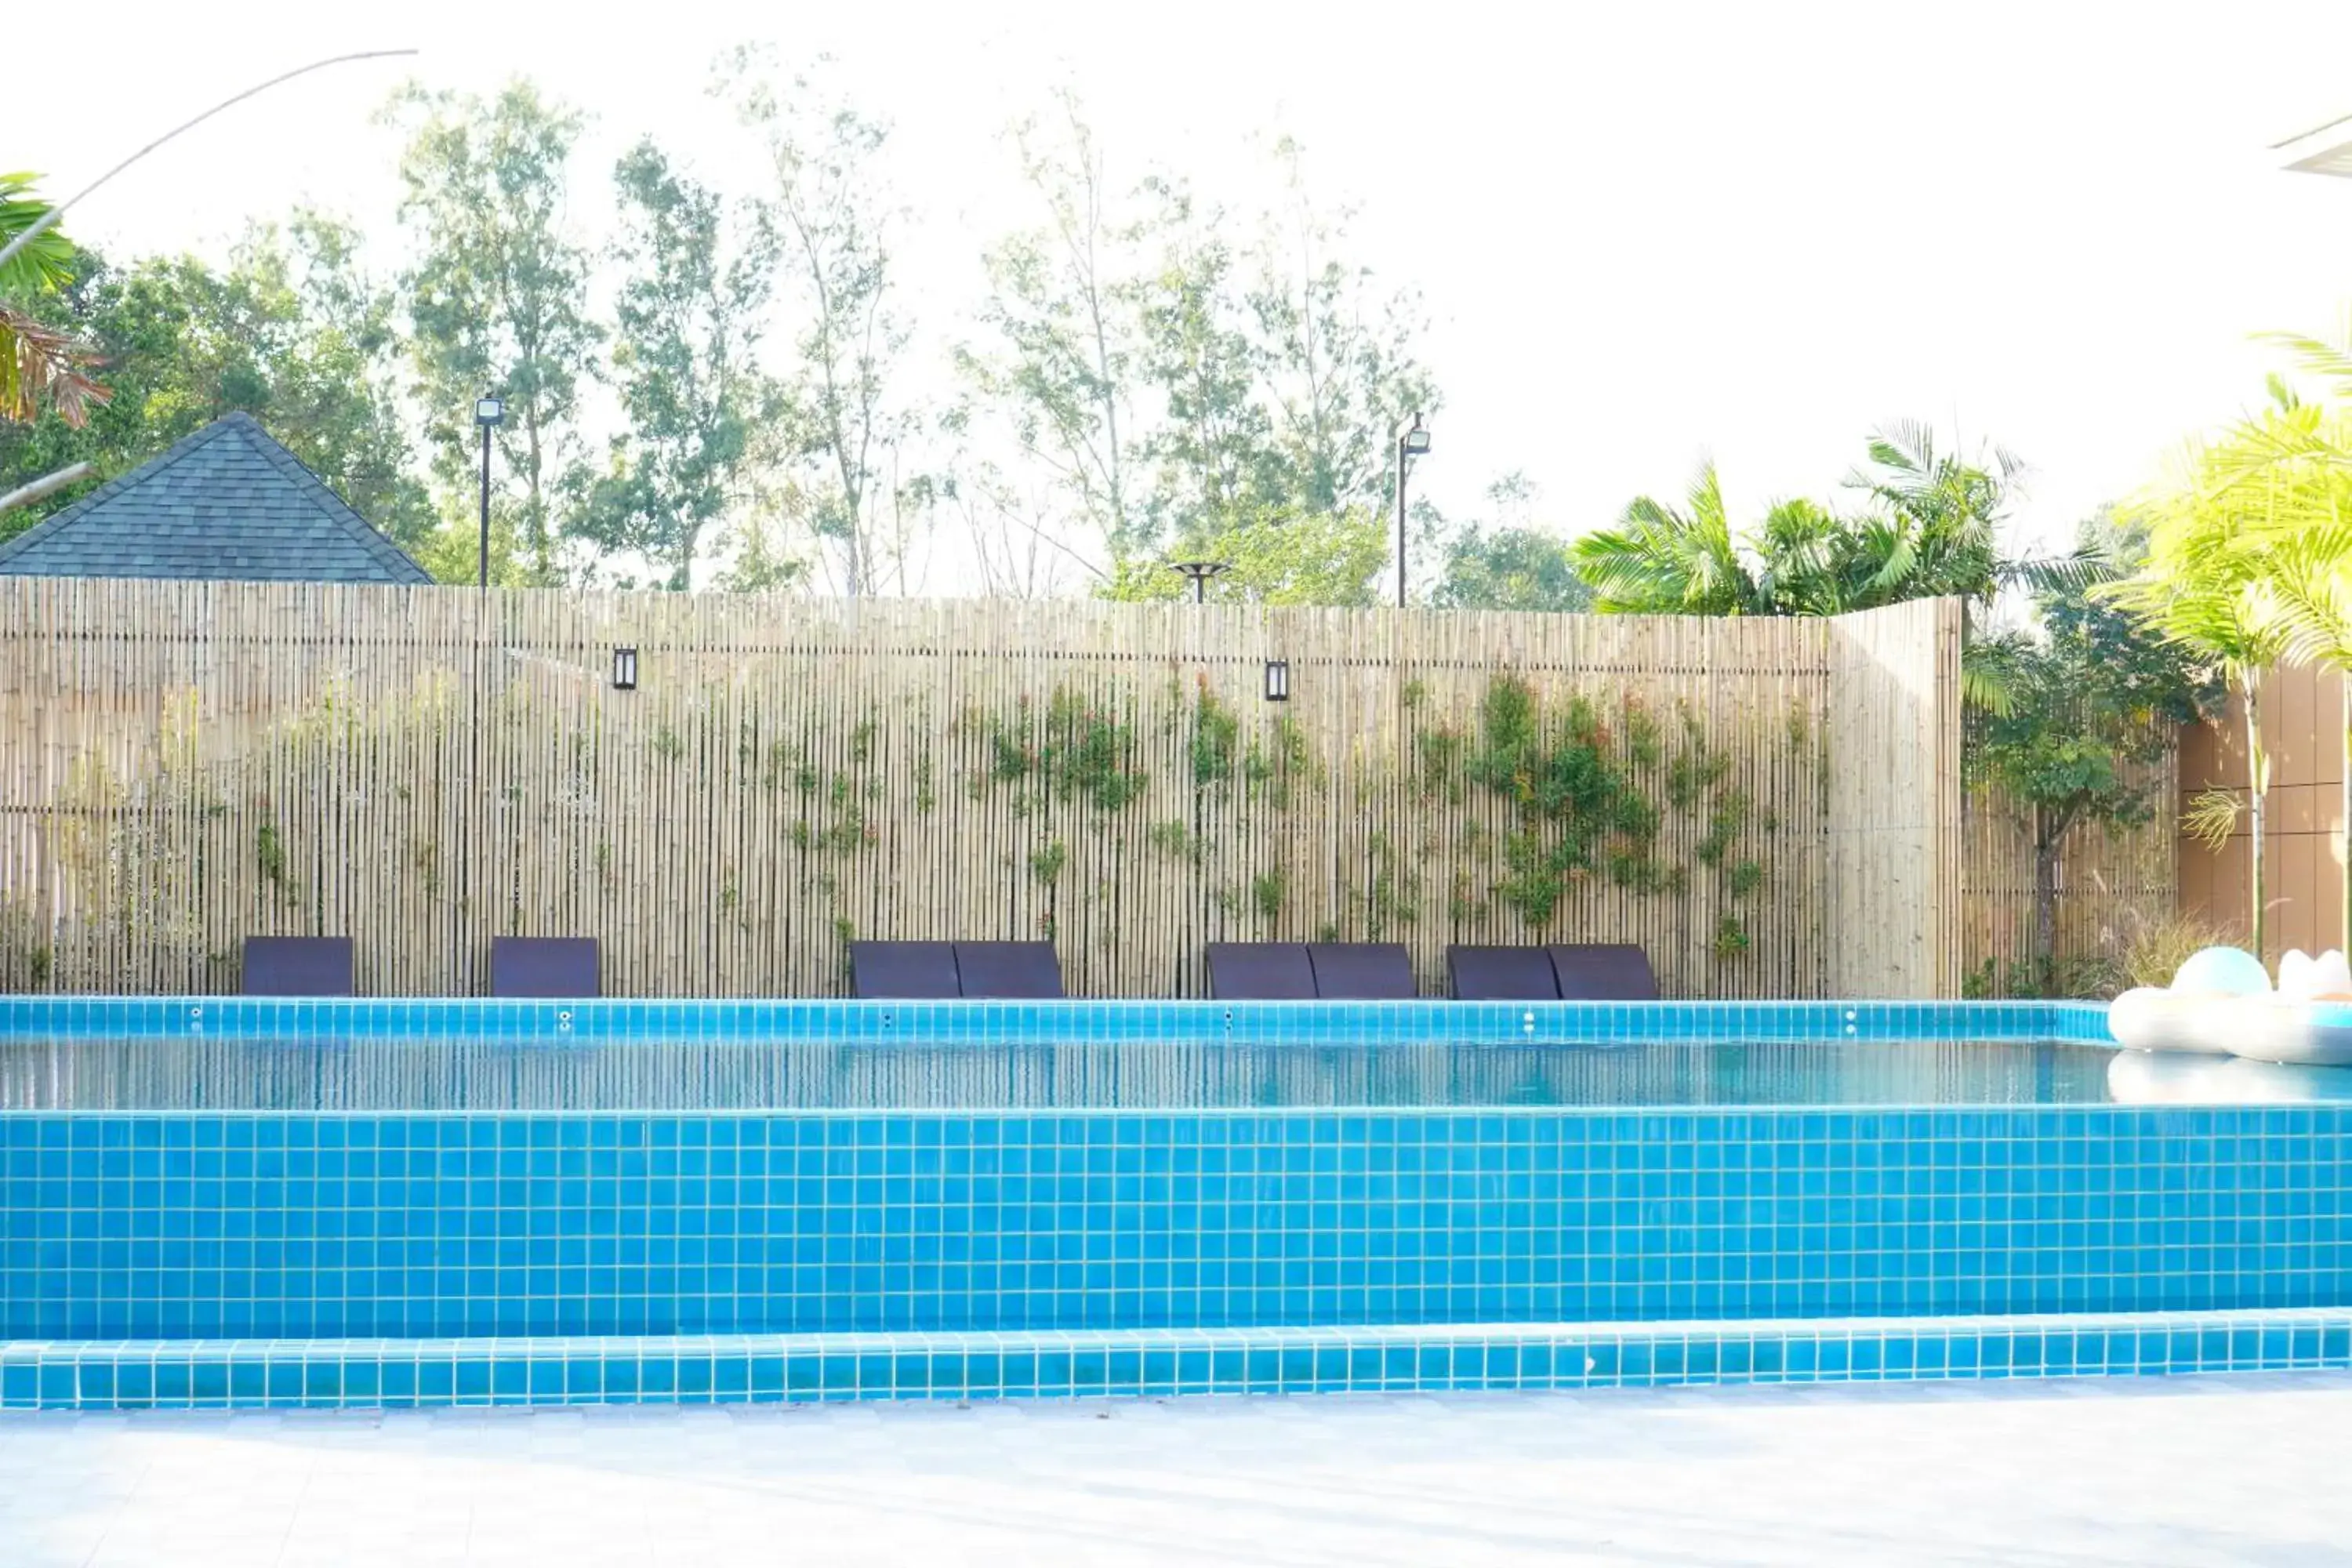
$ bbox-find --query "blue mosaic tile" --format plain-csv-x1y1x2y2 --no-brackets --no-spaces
5,1308,2347,1412
0,995,2108,1047
2,1104,2347,1341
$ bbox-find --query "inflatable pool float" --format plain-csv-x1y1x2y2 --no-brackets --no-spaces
2225,996,2352,1066
2106,946,2352,1061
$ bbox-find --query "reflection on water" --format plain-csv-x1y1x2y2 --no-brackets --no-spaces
0,1034,2132,1112
2106,1050,2352,1105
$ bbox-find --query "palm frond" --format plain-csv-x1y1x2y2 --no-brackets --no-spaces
2260,325,2352,401
2005,546,2111,598
0,304,109,427
1960,628,2034,717
2182,788,2244,852
0,173,75,299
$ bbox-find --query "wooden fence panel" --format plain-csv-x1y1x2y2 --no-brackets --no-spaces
0,581,1963,999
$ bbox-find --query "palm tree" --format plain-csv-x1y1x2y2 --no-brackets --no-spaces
1570,463,1776,615
2100,431,2302,962
1575,426,2080,713
2178,375,2352,955
0,173,107,426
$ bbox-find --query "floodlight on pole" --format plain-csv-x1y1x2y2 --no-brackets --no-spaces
1167,560,1231,604
475,394,506,590
1394,413,1431,608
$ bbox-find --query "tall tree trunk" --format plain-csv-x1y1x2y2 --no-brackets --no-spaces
524,408,549,585
2246,679,2268,963
2032,808,2058,994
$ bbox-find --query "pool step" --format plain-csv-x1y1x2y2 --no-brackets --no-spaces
7,1308,2350,1412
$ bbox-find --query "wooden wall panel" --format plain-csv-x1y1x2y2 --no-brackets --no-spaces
2176,664,2346,960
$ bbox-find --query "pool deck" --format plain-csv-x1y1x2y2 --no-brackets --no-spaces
3,1372,2347,1566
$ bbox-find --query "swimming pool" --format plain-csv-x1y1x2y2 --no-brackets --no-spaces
5,999,2349,1409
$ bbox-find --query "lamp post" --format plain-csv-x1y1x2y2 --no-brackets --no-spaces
1395,412,1432,608
2276,112,2352,952
1167,560,1231,604
474,394,505,590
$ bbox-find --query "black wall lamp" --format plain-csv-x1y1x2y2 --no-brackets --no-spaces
1263,660,1290,702
612,647,638,691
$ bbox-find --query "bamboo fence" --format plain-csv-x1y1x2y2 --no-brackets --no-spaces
1958,764,2178,993
0,582,1965,999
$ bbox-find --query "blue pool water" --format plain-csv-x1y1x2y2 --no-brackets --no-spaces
4,998,2349,1410
2,1035,2121,1110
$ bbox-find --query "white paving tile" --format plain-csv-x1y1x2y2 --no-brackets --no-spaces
1,1376,2350,1566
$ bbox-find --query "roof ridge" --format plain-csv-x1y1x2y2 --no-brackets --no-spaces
231,421,433,583
0,416,251,567
0,413,435,585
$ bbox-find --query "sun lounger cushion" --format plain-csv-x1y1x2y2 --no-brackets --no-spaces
1306,942,1416,1000
1206,942,1319,1000
491,937,601,999
1447,946,1563,1001
953,941,1064,999
1547,943,1659,1000
242,936,354,997
849,941,961,1000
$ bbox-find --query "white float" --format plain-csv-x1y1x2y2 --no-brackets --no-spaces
2104,946,2352,1065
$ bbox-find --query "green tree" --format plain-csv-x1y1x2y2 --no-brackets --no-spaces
1101,503,1388,605
1245,137,1439,521
2174,365,2352,951
1128,178,1272,547
724,53,930,597
1969,560,2223,991
1427,475,1592,612
2102,426,2298,961
387,79,597,584
1576,427,2049,619
569,140,782,590
958,90,1144,561
1572,462,1842,615
0,222,430,545
962,108,1440,593
1433,525,1593,612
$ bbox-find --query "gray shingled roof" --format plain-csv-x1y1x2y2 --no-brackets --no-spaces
0,412,433,584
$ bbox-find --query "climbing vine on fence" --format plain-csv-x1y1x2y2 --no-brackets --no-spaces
1,582,1920,1000
1408,675,1777,937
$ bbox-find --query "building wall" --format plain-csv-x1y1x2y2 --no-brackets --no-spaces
2177,662,2347,960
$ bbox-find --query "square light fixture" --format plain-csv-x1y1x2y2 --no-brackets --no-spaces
475,394,506,426
612,646,638,691
1264,659,1290,702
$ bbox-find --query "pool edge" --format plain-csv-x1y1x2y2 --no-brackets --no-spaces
7,1306,2344,1412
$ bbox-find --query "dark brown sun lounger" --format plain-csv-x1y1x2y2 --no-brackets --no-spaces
1547,943,1659,1000
1447,946,1563,1000
1306,942,1417,1000
849,941,961,999
1207,942,1319,1000
492,937,601,998
953,941,1064,999
242,936,354,996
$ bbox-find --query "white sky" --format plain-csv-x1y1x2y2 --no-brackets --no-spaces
19,0,2352,572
